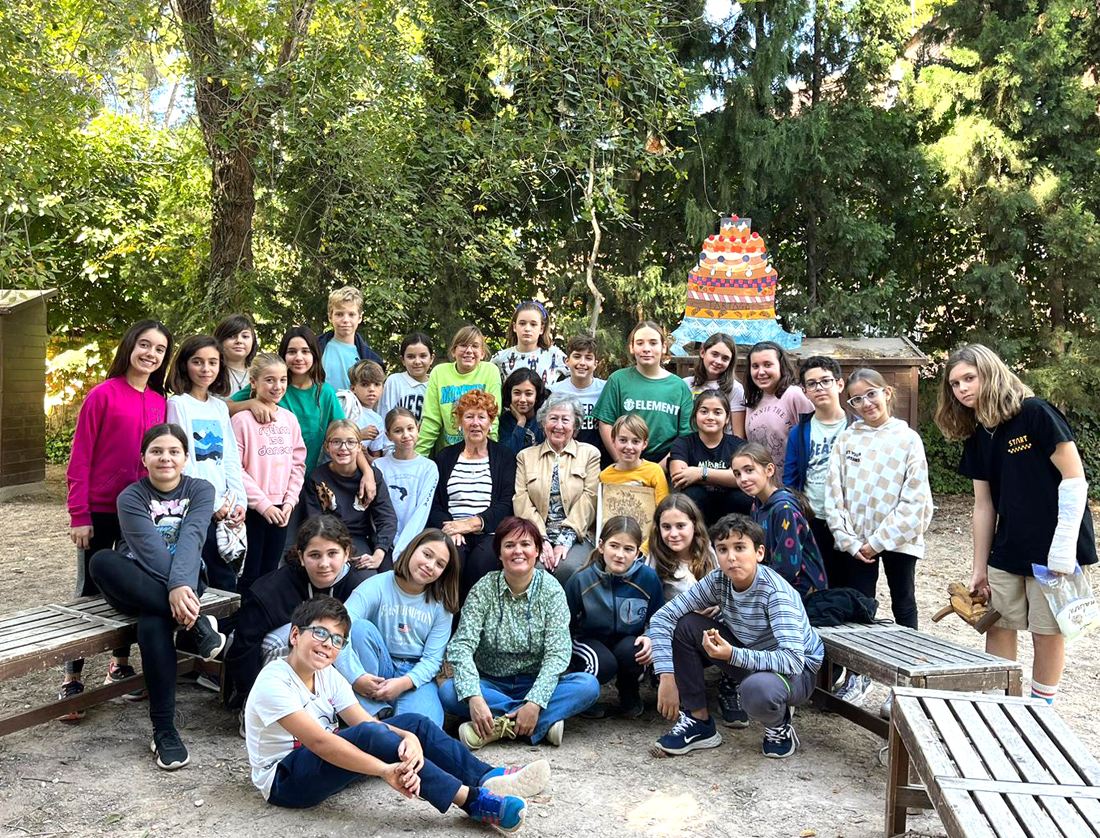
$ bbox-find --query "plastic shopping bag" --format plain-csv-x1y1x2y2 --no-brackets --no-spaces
1031,564,1100,642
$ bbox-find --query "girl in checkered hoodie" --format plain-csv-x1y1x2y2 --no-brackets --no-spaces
825,369,933,630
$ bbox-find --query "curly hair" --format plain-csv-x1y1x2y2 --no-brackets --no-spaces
451,388,500,424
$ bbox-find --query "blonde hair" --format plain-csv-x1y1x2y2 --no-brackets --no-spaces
647,494,713,583
249,352,286,382
327,286,363,315
611,413,650,442
935,344,1033,441
448,325,487,362
324,419,362,444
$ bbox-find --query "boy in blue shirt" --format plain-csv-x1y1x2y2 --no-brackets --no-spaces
648,514,823,759
319,286,385,391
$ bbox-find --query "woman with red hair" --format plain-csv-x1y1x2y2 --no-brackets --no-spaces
440,516,600,749
429,389,517,602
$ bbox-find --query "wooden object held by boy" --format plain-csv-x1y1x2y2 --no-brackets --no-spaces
930,583,1001,634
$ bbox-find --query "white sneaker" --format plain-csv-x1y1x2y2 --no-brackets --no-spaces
482,759,551,797
544,719,564,746
835,674,873,706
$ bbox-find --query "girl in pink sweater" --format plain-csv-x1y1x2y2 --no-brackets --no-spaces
232,353,307,592
61,319,174,717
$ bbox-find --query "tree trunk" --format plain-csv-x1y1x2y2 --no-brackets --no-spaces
1049,263,1066,353
583,150,604,334
805,2,822,302
208,146,257,311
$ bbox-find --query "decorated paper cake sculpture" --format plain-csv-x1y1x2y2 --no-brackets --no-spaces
670,215,802,355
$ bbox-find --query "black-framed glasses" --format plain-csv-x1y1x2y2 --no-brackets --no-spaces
804,377,836,391
305,625,348,650
327,439,359,450
847,387,885,408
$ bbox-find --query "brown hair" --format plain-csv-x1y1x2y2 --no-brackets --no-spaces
689,390,730,432
106,320,174,395
647,494,713,583
582,515,644,571
492,516,544,559
349,359,384,387
564,334,598,357
448,325,487,361
168,334,229,397
732,442,815,521
626,320,668,364
611,413,650,442
393,529,461,613
384,406,417,432
509,301,553,350
935,344,1033,441
689,333,738,397
743,341,800,409
846,368,894,418
287,515,353,566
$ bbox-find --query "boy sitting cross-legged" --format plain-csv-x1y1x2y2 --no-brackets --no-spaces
649,514,824,759
244,595,550,831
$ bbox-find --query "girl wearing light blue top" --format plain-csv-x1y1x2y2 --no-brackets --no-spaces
376,407,440,559
335,529,459,725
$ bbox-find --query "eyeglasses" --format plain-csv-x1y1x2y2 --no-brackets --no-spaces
328,439,359,450
847,388,885,408
305,625,347,650
804,378,836,391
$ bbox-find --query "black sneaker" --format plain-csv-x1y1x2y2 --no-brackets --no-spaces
619,695,645,720
56,680,85,723
182,615,227,661
150,728,190,770
717,677,749,728
104,661,148,701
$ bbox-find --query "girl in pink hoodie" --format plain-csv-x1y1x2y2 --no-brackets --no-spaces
232,353,307,592
61,319,174,717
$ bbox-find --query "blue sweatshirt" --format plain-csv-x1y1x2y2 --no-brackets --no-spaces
335,571,451,689
565,559,665,638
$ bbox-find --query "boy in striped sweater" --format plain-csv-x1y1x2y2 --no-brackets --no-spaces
649,514,823,759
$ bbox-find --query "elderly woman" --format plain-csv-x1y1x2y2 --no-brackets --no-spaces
428,389,517,603
440,516,600,749
513,392,600,586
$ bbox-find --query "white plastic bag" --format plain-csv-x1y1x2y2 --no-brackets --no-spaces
1031,564,1100,642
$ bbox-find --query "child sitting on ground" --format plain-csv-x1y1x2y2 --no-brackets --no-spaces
648,514,824,760
244,596,550,830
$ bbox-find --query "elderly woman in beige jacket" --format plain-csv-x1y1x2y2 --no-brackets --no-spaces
513,392,601,585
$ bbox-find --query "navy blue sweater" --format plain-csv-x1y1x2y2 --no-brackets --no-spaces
565,559,665,638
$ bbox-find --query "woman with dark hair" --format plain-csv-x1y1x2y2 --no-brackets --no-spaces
88,423,220,770
61,319,173,717
224,515,369,720
214,313,258,396
439,516,600,749
429,389,517,602
497,367,547,454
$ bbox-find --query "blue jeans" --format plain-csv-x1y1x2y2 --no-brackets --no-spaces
268,714,492,810
337,620,444,725
438,672,600,744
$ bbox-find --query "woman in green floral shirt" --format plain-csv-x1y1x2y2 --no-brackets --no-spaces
441,516,600,748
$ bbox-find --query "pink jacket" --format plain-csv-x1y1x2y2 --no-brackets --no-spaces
231,407,307,514
66,378,166,527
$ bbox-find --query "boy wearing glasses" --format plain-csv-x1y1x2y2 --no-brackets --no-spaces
245,596,550,830
783,356,849,588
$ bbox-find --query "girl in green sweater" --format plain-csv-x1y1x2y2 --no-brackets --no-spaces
416,326,502,455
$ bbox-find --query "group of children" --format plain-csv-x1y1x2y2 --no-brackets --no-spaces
59,286,1095,828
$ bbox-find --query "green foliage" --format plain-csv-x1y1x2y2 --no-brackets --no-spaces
920,420,971,495
45,422,76,465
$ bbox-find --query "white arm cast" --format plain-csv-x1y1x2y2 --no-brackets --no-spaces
1046,477,1088,574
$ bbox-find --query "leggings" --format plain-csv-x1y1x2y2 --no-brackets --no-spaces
89,550,190,731
241,510,288,594
68,512,130,676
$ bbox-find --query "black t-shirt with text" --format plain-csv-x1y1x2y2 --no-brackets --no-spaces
670,432,752,511
958,398,1096,576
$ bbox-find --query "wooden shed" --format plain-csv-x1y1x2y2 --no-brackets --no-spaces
670,336,929,428
0,289,57,501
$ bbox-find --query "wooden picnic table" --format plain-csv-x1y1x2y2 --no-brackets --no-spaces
886,686,1100,838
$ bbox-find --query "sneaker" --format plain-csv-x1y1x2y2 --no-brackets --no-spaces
56,680,85,723
717,678,749,729
459,716,517,750
181,615,226,661
467,786,526,834
104,662,148,701
656,712,722,755
150,728,190,770
830,665,848,692
618,695,644,720
580,703,614,720
880,693,893,720
762,710,800,759
544,719,564,747
482,759,551,798
195,673,221,693
834,673,873,706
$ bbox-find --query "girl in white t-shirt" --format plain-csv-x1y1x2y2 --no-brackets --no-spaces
681,332,747,437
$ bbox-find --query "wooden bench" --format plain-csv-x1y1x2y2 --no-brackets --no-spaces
813,623,1024,738
886,686,1100,838
0,590,239,737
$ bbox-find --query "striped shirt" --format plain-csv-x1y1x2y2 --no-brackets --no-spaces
648,564,823,677
446,455,492,519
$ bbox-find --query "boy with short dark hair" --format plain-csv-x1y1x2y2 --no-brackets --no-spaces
550,335,610,467
319,286,385,391
244,596,550,829
784,356,850,586
648,514,823,759
337,360,386,458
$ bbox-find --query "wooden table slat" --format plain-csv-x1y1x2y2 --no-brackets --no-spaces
0,609,84,632
935,787,1001,838
1032,705,1100,786
895,694,960,779
0,620,119,654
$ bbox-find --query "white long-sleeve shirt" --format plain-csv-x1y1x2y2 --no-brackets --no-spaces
825,417,934,559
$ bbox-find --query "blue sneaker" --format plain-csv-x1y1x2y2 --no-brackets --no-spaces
762,709,800,759
656,712,722,755
481,759,550,798
717,677,749,728
467,786,526,834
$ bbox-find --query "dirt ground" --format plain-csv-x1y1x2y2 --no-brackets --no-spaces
1,467,1098,838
